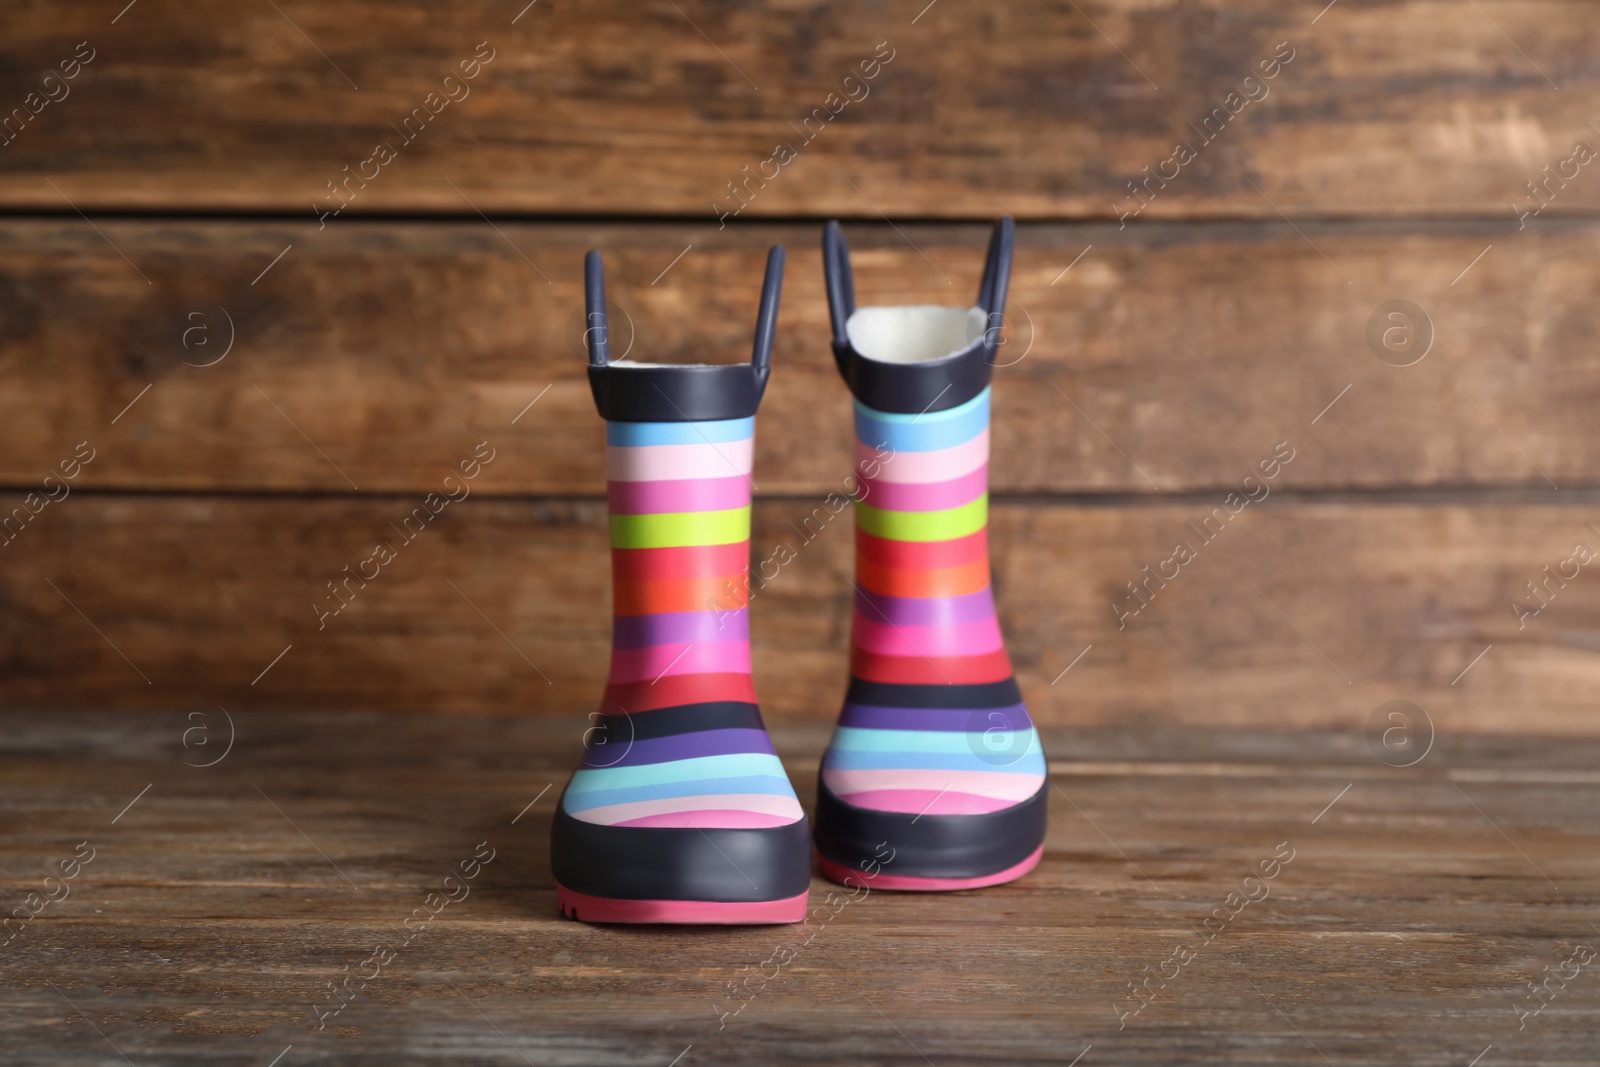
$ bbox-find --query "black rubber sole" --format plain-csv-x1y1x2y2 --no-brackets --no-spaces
812,777,1048,882
549,791,812,904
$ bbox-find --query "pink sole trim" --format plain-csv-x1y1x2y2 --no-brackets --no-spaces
817,845,1043,892
556,884,810,925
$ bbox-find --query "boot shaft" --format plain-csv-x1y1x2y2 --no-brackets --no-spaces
583,245,783,714
603,413,757,712
850,387,1012,686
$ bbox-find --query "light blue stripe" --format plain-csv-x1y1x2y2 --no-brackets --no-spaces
607,417,754,446
564,774,795,812
830,725,1041,755
856,388,990,425
565,752,788,793
821,749,1046,773
854,388,989,452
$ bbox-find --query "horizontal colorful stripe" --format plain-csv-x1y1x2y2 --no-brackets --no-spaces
611,543,749,615
856,428,988,484
590,701,766,741
583,728,776,769
830,725,1041,756
847,677,1023,708
859,465,987,512
613,542,749,581
838,701,1033,733
606,416,754,446
858,528,987,566
823,388,1046,817
574,749,788,788
604,795,804,828
850,647,1015,685
609,506,751,549
856,587,996,626
604,672,758,713
615,810,799,829
568,414,802,831
607,640,752,684
855,496,987,543
612,609,747,648
569,774,799,811
853,388,989,452
825,768,1044,804
856,557,991,599
851,616,1005,657
607,438,753,482
609,474,751,515
827,789,1021,816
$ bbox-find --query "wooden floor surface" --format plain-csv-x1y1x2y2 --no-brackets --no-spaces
1,711,1595,1065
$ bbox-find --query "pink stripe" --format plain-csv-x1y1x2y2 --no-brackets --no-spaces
607,641,751,684
557,884,810,924
859,465,987,512
832,788,1019,815
609,439,753,482
609,475,750,515
615,810,797,828
850,615,1003,657
823,768,1044,800
859,428,987,485
817,846,1042,892
571,793,804,826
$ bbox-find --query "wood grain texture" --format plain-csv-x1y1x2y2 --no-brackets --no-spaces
4,493,1598,733
2,218,1597,495
0,1,1596,218
0,712,1595,1064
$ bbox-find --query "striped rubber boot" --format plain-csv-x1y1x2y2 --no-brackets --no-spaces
551,246,811,923
812,218,1048,890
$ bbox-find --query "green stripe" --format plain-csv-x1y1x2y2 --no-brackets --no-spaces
855,496,987,542
609,506,751,548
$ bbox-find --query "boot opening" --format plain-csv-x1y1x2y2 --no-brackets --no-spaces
846,306,987,364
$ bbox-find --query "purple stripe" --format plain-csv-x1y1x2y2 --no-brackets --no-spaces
858,465,988,512
855,588,996,627
613,610,747,649
839,702,1033,732
608,475,750,515
583,727,776,768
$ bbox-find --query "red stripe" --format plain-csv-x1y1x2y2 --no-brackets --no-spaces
603,672,758,713
849,647,1014,685
856,528,988,567
613,542,749,582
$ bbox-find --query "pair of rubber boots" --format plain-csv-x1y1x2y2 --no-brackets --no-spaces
550,218,1047,923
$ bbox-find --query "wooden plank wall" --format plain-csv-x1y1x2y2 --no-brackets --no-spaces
2,1,1597,732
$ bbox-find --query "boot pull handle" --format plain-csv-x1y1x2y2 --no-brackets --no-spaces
822,220,855,350
827,218,1013,352
750,245,785,384
976,216,1015,353
584,248,611,367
